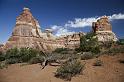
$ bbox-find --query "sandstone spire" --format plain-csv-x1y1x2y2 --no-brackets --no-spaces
92,16,117,42
4,8,44,50
13,7,42,37
3,8,66,52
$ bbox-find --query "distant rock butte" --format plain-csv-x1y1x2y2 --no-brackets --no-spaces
92,16,117,42
2,8,117,52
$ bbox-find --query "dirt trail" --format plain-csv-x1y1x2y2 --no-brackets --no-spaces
0,54,124,82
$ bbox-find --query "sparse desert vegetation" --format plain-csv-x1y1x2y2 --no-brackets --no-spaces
0,0,124,81
93,59,103,66
55,59,84,81
0,33,124,82
75,32,100,54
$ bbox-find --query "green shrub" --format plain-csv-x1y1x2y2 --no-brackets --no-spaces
0,48,45,69
55,59,84,81
50,53,80,60
5,48,20,59
29,56,44,64
101,41,114,49
4,48,41,64
53,48,68,53
0,61,8,69
75,48,81,52
90,46,100,54
81,52,95,60
0,52,5,61
77,32,100,54
19,48,38,62
104,46,124,55
6,58,20,64
53,48,73,54
93,59,103,66
0,51,2,55
5,48,21,64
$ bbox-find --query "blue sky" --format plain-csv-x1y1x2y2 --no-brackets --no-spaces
0,0,124,44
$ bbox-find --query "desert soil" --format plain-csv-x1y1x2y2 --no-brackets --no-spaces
0,54,124,82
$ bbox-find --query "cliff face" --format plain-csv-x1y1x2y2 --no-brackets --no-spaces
3,8,117,52
14,8,42,37
92,16,117,42
3,8,60,52
4,8,40,50
3,8,83,52
65,32,84,49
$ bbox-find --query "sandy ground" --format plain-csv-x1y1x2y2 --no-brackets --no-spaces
0,54,124,82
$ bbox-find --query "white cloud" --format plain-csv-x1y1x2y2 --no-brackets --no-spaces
50,13,124,36
65,13,124,28
50,25,75,36
50,25,60,31
108,13,124,20
65,17,98,28
55,28,75,36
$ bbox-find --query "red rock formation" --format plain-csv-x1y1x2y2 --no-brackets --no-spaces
3,8,84,52
4,8,46,51
2,8,116,53
92,16,117,42
92,16,112,33
2,8,118,52
65,32,84,49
